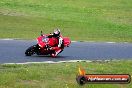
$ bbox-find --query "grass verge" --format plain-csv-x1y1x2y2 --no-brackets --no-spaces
0,0,132,42
0,60,132,88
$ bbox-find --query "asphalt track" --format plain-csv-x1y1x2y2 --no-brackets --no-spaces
0,39,132,64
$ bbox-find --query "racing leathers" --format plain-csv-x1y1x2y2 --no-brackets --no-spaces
48,34,63,57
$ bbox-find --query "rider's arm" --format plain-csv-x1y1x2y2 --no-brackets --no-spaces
58,37,63,47
47,34,54,38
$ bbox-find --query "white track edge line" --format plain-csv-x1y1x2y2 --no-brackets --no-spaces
0,38,130,44
2,60,114,65
3,60,93,65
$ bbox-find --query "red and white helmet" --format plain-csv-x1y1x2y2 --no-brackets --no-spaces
53,28,60,36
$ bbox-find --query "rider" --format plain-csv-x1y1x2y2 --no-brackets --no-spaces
48,28,63,57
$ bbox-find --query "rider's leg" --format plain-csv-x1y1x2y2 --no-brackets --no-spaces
51,48,62,57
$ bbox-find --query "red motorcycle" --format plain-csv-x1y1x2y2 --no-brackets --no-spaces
25,31,71,57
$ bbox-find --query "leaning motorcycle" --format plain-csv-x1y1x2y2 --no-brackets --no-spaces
25,31,71,57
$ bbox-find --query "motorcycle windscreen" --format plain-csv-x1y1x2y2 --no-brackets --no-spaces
37,36,46,48
63,37,71,47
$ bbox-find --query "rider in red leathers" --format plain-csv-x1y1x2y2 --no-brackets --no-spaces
48,28,63,57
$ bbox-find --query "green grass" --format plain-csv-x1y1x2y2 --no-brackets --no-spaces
0,60,132,88
0,0,132,42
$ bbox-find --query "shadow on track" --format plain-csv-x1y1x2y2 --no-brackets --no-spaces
26,55,70,59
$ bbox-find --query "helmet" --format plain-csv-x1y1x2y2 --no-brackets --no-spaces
53,28,60,37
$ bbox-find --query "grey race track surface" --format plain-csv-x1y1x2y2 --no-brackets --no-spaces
0,40,132,64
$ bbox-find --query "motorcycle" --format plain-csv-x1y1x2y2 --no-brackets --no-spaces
25,31,71,57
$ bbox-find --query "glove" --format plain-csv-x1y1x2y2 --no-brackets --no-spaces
49,47,53,50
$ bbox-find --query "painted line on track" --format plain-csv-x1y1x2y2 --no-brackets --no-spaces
2,60,114,65
3,60,92,65
106,42,116,43
0,38,14,40
0,38,130,44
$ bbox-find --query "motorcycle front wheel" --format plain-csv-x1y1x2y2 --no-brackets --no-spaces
25,45,37,56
